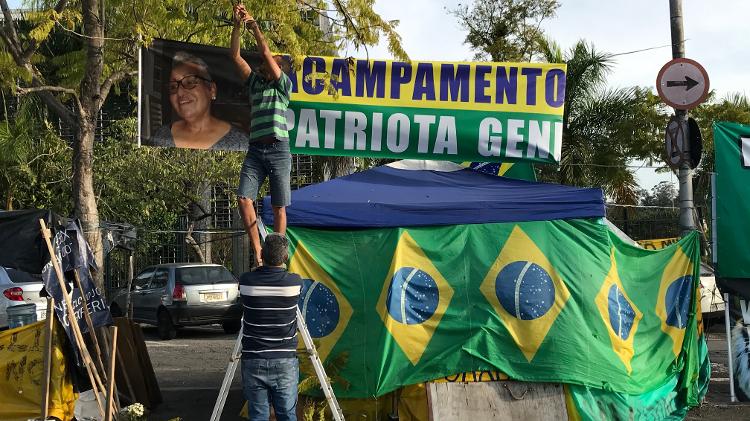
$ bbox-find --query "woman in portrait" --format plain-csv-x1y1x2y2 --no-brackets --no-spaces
151,51,248,150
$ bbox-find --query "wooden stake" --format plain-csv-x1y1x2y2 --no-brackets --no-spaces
104,326,119,421
126,254,134,319
99,326,124,411
41,297,54,420
39,219,106,418
73,270,108,382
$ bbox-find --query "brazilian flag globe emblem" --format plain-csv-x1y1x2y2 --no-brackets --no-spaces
288,241,353,363
377,231,454,365
656,246,694,357
480,225,570,362
595,249,642,374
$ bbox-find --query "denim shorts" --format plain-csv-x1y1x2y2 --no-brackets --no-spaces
241,357,298,421
237,141,292,207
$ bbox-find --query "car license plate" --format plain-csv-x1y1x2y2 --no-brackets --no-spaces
202,292,224,302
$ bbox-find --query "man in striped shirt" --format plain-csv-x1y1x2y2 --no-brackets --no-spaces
239,233,302,420
231,3,293,266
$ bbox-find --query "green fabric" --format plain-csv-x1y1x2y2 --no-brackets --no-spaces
565,334,710,420
714,121,750,278
287,219,703,402
247,72,292,142
286,102,562,164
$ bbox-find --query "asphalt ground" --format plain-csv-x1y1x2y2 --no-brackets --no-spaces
140,322,750,421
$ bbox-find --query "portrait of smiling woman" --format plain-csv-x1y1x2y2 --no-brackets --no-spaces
151,51,249,150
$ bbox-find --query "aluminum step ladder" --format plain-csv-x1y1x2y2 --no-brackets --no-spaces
210,218,344,421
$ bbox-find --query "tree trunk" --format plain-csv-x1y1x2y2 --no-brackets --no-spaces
76,0,105,286
322,156,355,181
185,222,206,263
74,119,104,285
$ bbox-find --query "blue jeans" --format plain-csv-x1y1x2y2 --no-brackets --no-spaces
237,141,292,206
241,357,298,421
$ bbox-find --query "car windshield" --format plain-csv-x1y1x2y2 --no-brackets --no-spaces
176,266,235,285
3,267,42,284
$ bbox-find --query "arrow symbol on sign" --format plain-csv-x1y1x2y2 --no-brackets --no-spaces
666,76,699,91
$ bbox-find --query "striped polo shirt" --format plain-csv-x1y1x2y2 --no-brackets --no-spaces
239,266,302,359
246,72,293,142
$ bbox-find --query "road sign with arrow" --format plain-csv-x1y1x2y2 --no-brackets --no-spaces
656,58,710,110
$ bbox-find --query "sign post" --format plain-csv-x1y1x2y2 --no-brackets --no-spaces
660,1,710,237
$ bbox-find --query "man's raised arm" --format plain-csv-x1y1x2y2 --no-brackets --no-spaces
236,4,282,81
230,4,252,81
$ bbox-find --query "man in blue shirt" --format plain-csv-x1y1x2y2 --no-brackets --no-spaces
239,233,302,421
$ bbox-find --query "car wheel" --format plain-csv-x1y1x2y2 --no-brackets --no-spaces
222,319,241,334
157,310,177,340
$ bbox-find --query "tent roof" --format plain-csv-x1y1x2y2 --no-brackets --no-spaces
261,163,605,229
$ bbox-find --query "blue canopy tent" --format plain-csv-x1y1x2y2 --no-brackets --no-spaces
260,162,605,228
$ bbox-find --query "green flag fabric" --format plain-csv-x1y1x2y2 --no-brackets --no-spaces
288,219,704,407
714,121,750,278
462,161,537,181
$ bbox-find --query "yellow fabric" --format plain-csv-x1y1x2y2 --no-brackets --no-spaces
636,238,679,250
0,320,77,421
563,385,582,421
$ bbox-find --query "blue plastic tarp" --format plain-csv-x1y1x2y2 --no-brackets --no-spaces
261,166,604,228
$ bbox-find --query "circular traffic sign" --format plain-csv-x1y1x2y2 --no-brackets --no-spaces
656,58,710,110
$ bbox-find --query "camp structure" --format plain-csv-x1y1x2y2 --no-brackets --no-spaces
261,160,709,420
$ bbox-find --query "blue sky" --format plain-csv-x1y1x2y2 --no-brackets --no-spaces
8,0,747,190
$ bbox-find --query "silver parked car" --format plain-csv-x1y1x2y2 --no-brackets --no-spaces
0,266,48,329
109,263,242,340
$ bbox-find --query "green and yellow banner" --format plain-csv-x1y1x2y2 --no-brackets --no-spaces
289,219,705,416
286,57,566,163
141,39,565,163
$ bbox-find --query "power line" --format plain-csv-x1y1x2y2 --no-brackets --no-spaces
610,39,690,58
606,203,678,210
565,163,669,170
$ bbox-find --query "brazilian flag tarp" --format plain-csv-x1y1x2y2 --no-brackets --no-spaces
262,163,707,418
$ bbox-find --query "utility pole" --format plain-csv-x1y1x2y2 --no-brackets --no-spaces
669,0,696,235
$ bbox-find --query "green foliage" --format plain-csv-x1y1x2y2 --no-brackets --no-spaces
299,351,350,421
299,351,350,395
450,0,560,62
0,95,72,212
534,39,666,204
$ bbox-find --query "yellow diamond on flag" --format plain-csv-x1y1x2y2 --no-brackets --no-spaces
595,249,643,374
288,241,353,363
656,246,694,357
376,231,454,365
480,225,570,362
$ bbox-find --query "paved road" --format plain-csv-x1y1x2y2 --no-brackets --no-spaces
141,325,246,420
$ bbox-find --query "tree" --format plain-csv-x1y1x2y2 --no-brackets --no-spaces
0,0,406,283
0,95,72,211
450,0,559,62
535,39,666,204
639,181,677,207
